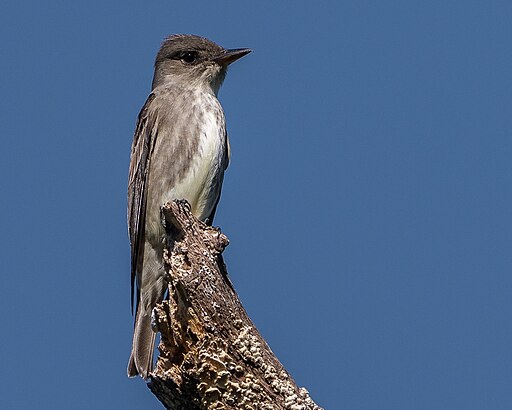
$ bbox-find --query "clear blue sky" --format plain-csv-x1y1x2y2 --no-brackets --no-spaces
1,1,511,409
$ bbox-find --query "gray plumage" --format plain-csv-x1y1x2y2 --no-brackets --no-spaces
127,34,250,378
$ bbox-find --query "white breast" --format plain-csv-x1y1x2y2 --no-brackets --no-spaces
170,92,226,220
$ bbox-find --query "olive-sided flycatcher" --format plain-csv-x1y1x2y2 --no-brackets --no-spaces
127,34,250,378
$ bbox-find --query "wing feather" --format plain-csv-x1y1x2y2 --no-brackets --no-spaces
205,131,230,224
128,93,157,313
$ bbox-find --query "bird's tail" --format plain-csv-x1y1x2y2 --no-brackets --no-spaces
127,307,156,379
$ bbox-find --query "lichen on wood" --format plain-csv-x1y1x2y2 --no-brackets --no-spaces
147,200,323,410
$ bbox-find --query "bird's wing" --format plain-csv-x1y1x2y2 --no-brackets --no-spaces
128,93,158,313
225,132,231,170
205,131,230,225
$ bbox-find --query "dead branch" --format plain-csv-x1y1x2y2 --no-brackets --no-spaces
147,200,323,410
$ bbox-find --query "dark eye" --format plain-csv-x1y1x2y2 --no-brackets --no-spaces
180,51,198,64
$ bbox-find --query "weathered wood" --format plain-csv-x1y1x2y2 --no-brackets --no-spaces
147,200,323,410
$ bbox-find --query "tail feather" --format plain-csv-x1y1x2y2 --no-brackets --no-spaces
127,308,156,379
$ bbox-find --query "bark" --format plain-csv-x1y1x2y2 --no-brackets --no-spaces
147,200,323,410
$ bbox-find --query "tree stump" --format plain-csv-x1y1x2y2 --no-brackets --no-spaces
147,200,323,410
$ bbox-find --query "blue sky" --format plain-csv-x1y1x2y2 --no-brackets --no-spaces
1,1,511,409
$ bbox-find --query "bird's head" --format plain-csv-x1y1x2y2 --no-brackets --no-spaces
152,34,251,95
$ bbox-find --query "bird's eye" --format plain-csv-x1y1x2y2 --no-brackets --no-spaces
181,51,198,64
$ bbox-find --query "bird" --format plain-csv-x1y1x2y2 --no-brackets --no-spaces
127,34,251,379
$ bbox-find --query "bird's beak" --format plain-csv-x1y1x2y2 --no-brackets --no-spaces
213,48,252,66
